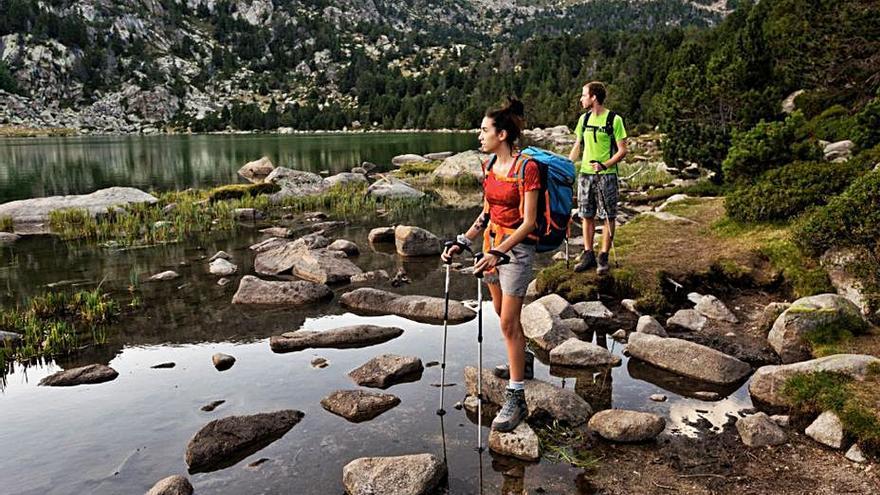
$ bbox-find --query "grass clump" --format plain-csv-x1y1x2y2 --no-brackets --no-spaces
0,288,120,363
536,421,602,469
783,368,880,448
207,182,279,202
396,160,441,176
0,215,12,232
618,161,673,189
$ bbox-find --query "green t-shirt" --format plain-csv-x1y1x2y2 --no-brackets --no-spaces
574,110,627,175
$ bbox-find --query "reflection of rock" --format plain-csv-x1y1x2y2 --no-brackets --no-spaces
185,410,304,473
320,390,401,422
270,325,404,353
627,333,751,385
39,364,118,386
749,354,880,409
340,287,475,323
626,358,739,400
768,293,868,363
736,412,786,447
0,232,20,245
349,354,424,389
212,353,235,371
232,275,332,306
488,422,540,462
343,454,446,495
146,475,193,495
588,409,665,442
465,366,592,425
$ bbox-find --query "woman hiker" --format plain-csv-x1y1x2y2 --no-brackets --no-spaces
441,98,539,432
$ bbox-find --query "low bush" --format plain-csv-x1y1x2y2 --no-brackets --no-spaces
853,96,880,150
808,105,856,143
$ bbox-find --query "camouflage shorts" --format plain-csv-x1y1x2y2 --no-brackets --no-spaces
577,173,619,220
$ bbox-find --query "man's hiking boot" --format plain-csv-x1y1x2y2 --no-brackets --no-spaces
491,388,527,432
493,351,534,380
597,251,611,275
573,250,597,273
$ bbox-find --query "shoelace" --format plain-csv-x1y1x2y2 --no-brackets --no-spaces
498,392,521,417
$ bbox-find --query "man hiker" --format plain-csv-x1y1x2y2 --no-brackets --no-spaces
568,81,627,274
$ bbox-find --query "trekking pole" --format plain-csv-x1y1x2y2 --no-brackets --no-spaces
438,240,471,416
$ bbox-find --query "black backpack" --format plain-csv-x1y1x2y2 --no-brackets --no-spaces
578,110,618,160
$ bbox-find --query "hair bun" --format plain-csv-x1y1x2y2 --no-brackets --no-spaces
506,97,525,118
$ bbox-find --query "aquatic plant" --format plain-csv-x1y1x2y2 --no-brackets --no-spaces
0,215,13,232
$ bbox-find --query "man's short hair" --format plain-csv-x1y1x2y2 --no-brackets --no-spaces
585,81,607,105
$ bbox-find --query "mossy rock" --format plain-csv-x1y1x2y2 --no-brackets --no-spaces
207,183,280,202
768,293,869,363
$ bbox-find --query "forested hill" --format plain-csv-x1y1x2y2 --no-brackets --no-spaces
0,0,727,133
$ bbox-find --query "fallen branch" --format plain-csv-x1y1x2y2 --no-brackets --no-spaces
652,480,677,491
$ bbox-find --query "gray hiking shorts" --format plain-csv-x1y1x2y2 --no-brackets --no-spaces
577,173,619,220
483,238,536,298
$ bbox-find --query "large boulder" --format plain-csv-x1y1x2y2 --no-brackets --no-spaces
270,325,404,353
549,338,621,367
39,364,118,386
626,333,751,385
340,287,475,324
266,167,328,200
488,422,540,462
521,300,577,351
695,295,738,323
768,294,868,364
805,411,845,449
231,275,332,306
749,354,880,409
394,225,442,257
255,243,362,284
238,156,275,183
366,176,425,200
146,475,193,495
0,187,157,230
320,390,401,423
391,154,429,166
185,410,304,473
323,172,368,189
588,409,665,442
736,412,787,447
342,453,446,495
464,366,592,425
349,354,424,389
430,150,488,182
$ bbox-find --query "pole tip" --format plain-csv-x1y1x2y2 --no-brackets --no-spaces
436,409,446,416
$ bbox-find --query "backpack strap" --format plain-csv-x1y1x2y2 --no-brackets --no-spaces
606,111,618,160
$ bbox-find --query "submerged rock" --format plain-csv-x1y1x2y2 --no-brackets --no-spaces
736,412,787,447
149,270,180,281
39,364,118,386
146,475,193,495
768,293,868,364
749,354,880,409
201,400,225,412
321,390,401,422
626,333,751,385
588,409,665,442
270,325,404,353
805,411,845,449
464,366,592,426
185,410,304,473
549,338,621,367
342,453,446,495
350,270,390,283
232,275,332,306
209,258,238,276
349,354,424,389
328,239,360,257
394,225,442,257
340,287,475,324
488,422,540,462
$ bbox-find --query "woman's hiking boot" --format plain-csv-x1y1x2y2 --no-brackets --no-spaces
493,351,534,380
573,250,597,273
491,388,527,432
597,251,610,275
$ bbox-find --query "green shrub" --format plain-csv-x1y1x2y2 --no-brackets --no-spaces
725,159,870,222
853,97,880,150
794,167,880,256
808,105,856,142
722,111,821,184
793,90,854,120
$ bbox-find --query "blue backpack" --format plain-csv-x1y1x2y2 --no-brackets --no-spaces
484,146,575,253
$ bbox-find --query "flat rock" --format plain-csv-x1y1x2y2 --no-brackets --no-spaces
666,309,707,331
321,390,401,422
736,412,787,447
488,422,540,462
464,366,592,425
521,300,577,351
550,338,621,367
255,242,361,283
368,227,395,243
270,325,404,353
340,287,475,324
209,258,238,276
367,176,425,200
636,315,667,337
232,275,332,306
805,411,845,449
695,295,738,323
259,226,292,238
185,410,304,473
640,211,697,224
150,270,180,281
39,364,118,386
768,293,868,364
392,153,429,166
588,409,665,442
238,156,275,183
349,354,424,389
342,453,446,495
212,353,235,371
0,187,157,227
749,354,880,408
328,239,360,257
626,333,751,385
146,475,193,495
249,237,288,253
394,225,442,256
424,151,455,160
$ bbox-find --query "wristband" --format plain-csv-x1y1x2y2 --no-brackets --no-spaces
456,234,472,249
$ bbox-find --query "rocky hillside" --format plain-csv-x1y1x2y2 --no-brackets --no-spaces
0,0,727,133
